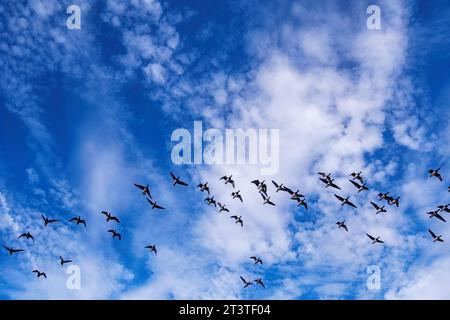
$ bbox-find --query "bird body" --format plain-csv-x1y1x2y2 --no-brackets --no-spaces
428,229,444,242
230,215,243,227
108,229,122,240
231,191,243,202
220,175,235,188
366,234,384,244
32,270,47,278
170,172,189,186
69,216,87,227
145,245,157,255
147,198,165,210
334,194,357,208
134,183,152,198
197,182,210,194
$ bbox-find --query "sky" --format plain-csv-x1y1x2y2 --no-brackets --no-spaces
0,0,449,300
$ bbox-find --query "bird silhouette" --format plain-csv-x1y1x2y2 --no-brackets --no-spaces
318,172,332,181
426,210,446,223
349,180,368,193
320,178,341,190
69,216,87,227
101,211,120,223
428,168,443,182
387,196,400,207
251,180,268,196
41,215,59,226
370,202,387,214
220,175,235,188
254,278,265,288
336,221,348,232
378,192,390,202
147,198,165,210
296,198,308,210
32,270,47,278
231,191,243,203
240,276,253,288
350,172,364,184
230,215,243,227
218,202,229,213
334,194,357,208
204,196,217,207
272,181,293,194
134,183,152,198
428,229,444,242
287,189,305,200
437,204,450,213
261,193,275,206
3,245,24,255
366,234,384,244
170,172,189,186
108,229,122,240
145,245,157,255
197,182,210,195
59,256,72,266
17,232,34,242
250,256,263,265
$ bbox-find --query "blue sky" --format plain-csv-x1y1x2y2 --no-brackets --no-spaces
0,0,449,299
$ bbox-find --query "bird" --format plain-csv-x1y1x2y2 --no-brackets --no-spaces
108,229,122,240
350,172,364,184
17,232,34,242
428,168,443,182
32,270,47,278
261,193,276,206
272,181,292,194
334,194,357,208
218,202,229,213
254,278,265,288
197,182,210,195
426,210,446,223
428,229,444,242
250,256,263,265
349,180,368,193
101,211,120,223
147,198,165,210
251,179,268,196
59,256,72,266
318,172,332,181
387,196,400,207
2,245,24,255
437,204,450,213
448,186,450,193
240,276,253,288
295,198,308,210
145,245,157,255
336,220,348,232
134,183,152,198
69,216,87,227
370,202,387,214
170,172,189,186
231,190,243,203
41,215,59,226
366,234,384,244
230,215,243,227
320,178,341,190
378,192,391,202
204,196,217,207
220,175,235,188
287,189,305,200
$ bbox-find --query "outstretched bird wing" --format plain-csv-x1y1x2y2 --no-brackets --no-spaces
240,276,248,284
329,182,341,190
178,179,188,186
428,229,437,239
370,202,380,210
154,203,165,210
134,183,145,190
435,212,447,223
271,180,280,188
334,194,345,202
170,172,177,180
366,234,375,241
349,180,361,189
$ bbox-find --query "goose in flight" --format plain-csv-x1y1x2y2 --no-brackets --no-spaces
336,220,348,232
170,172,189,186
240,276,253,288
428,168,443,182
218,202,229,213
349,180,368,193
145,245,157,255
320,178,341,190
230,215,243,227
101,211,120,223
251,179,268,196
287,189,305,200
220,175,235,188
271,181,292,194
387,196,400,207
17,232,34,242
370,202,387,214
41,215,59,226
197,182,210,195
231,190,243,202
426,210,446,223
134,183,152,198
334,194,357,208
108,229,122,240
378,192,390,202
250,256,263,265
261,193,276,206
254,278,265,288
147,198,165,210
428,229,444,242
366,234,384,244
59,256,72,266
204,196,217,207
32,270,47,278
69,216,87,227
3,245,24,255
296,198,308,210
350,172,364,184
437,204,450,213
318,172,332,181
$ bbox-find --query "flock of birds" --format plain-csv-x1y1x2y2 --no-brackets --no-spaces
1,168,449,290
